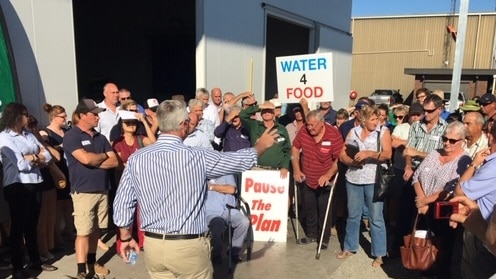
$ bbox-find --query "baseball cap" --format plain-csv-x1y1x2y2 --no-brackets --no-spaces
145,98,159,111
478,93,496,105
118,110,138,120
75,99,105,114
259,100,275,110
459,100,481,112
354,100,369,110
409,103,424,115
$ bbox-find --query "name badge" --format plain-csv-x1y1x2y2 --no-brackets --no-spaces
322,141,331,146
276,137,285,143
81,140,91,146
430,136,440,141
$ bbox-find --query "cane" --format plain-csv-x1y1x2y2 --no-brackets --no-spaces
316,173,339,260
294,181,300,244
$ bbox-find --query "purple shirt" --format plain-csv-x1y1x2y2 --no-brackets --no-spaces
214,121,251,152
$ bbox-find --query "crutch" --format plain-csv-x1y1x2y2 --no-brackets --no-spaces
294,181,300,244
316,173,339,260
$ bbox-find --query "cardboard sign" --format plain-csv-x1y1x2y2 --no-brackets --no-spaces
276,53,334,103
241,170,289,242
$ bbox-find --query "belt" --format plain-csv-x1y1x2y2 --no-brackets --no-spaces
144,231,206,240
254,165,280,170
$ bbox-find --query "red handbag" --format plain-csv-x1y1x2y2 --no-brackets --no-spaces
400,214,439,271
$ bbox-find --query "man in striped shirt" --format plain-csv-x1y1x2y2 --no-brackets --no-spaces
113,100,278,279
291,110,344,249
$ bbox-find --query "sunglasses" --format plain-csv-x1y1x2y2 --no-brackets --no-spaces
394,115,405,120
120,97,130,101
423,107,439,114
128,109,138,113
122,120,138,126
442,136,462,144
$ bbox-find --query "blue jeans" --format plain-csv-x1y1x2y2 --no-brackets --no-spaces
344,181,387,257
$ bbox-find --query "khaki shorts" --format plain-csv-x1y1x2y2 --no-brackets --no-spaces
71,191,108,235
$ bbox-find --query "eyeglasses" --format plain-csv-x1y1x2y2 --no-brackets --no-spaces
122,120,138,126
120,97,131,101
423,107,439,114
394,115,405,120
442,136,462,144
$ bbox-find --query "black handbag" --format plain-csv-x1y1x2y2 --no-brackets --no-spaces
373,128,395,202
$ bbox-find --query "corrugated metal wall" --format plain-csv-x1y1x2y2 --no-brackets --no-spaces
351,13,496,99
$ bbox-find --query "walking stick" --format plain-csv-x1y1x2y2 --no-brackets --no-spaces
316,173,339,260
294,181,300,244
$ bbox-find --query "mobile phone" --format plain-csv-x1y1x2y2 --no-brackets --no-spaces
434,201,459,219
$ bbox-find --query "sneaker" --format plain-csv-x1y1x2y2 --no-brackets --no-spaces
94,263,110,276
299,237,317,244
75,272,87,279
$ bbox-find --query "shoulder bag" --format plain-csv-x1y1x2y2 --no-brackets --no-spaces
372,128,395,202
400,213,439,271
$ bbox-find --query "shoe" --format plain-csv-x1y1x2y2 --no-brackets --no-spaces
318,242,328,250
372,256,383,267
93,263,110,276
12,269,38,279
336,250,355,259
212,255,222,265
231,255,242,264
97,239,109,251
0,259,12,270
29,263,58,272
75,272,87,279
299,237,317,244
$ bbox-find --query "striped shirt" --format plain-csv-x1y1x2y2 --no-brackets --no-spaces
293,123,343,189
412,149,471,196
113,134,258,234
406,119,448,169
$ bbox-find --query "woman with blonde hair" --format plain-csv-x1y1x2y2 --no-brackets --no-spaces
337,105,392,267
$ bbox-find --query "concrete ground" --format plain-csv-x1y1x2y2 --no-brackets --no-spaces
0,221,422,279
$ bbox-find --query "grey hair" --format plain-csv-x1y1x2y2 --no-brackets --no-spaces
445,120,467,140
156,100,189,133
306,109,324,122
195,88,209,99
230,105,242,114
188,98,204,109
463,111,485,126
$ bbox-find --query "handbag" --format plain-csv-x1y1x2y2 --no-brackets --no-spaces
400,214,439,271
372,129,395,202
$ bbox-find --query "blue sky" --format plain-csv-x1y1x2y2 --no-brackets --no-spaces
352,0,495,17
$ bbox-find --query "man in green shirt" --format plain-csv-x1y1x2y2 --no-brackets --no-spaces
240,100,291,178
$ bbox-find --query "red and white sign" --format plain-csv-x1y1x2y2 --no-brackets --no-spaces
241,170,289,242
276,53,334,103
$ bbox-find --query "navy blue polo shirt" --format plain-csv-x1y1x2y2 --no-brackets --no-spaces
63,125,113,193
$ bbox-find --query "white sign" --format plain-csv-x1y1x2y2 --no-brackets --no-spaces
276,53,334,103
241,170,289,242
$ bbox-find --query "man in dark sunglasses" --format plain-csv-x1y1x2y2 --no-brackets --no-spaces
118,88,145,114
478,93,496,136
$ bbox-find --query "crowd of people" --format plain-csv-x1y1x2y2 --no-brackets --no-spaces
1,83,496,278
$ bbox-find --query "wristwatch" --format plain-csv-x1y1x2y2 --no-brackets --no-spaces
468,163,481,170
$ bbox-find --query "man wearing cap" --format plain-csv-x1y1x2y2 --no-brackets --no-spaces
478,93,496,136
240,100,291,178
144,98,160,136
319,101,337,126
63,99,119,279
286,106,305,144
96,83,120,141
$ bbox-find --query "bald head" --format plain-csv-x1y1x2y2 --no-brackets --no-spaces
103,83,119,106
211,87,222,106
188,112,199,134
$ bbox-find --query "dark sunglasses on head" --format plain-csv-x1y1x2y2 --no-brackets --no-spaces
122,120,138,125
441,136,462,144
394,115,405,120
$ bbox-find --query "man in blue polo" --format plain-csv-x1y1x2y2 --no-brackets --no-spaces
64,99,119,279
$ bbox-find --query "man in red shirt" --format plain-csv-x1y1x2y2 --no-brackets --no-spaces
292,110,343,249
